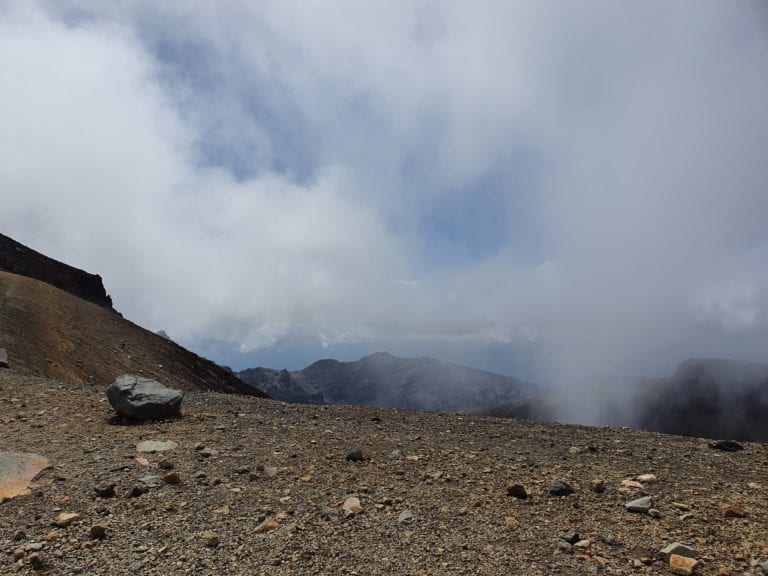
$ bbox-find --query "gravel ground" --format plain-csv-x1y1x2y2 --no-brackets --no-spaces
1,370,767,575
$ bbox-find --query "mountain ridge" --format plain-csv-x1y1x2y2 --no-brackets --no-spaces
239,351,537,414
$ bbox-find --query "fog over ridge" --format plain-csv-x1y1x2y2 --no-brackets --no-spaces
2,1,768,423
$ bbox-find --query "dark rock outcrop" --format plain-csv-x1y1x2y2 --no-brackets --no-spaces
0,232,113,309
106,375,183,420
637,358,768,442
239,352,535,413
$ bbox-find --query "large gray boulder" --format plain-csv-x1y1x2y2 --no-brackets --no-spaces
106,375,183,420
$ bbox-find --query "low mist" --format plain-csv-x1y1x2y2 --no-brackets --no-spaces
2,2,768,425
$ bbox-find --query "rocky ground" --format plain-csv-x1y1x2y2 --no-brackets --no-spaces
1,369,767,576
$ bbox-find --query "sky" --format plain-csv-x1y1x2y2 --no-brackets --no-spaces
2,1,768,421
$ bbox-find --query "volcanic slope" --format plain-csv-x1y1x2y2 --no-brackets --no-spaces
0,270,262,396
1,369,767,575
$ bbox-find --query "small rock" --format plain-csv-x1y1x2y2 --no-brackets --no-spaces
648,508,662,518
0,348,8,368
158,459,174,470
199,447,218,458
163,472,181,485
13,530,26,541
561,531,580,544
718,504,747,518
548,480,574,497
28,553,43,569
506,483,528,499
201,531,219,547
708,440,744,452
125,485,149,499
590,479,606,493
319,505,339,520
637,474,658,483
263,466,278,478
574,539,591,549
342,496,364,515
136,440,178,453
94,484,116,498
619,479,644,493
625,496,653,513
670,554,698,575
54,512,82,527
760,561,768,576
398,510,414,523
660,543,700,562
90,525,107,540
555,541,573,554
346,450,365,462
44,531,58,542
254,517,278,534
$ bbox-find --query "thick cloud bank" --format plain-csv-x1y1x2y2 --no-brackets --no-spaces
2,1,768,421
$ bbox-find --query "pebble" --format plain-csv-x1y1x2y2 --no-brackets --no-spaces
555,541,573,554
201,531,219,547
90,525,107,539
125,485,149,498
342,496,364,515
590,479,606,493
13,530,26,541
163,472,181,485
624,496,652,513
660,543,700,562
718,504,747,518
254,517,278,534
636,473,657,483
670,554,698,575
619,479,644,493
54,512,82,527
548,481,574,497
44,531,59,542
346,450,365,462
561,532,580,544
398,510,414,523
28,552,44,568
506,483,528,499
648,508,662,518
94,483,116,498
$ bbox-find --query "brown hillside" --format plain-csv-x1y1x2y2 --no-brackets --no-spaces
0,271,264,396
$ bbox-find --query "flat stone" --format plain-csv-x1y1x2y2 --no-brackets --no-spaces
106,375,183,420
136,440,178,453
637,474,658,483
54,512,82,527
660,543,700,562
718,504,747,518
625,496,653,513
670,554,698,575
0,452,51,502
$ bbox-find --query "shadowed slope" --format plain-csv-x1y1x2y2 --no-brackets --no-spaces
0,271,265,396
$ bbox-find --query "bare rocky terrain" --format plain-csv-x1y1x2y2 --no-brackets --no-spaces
2,369,767,576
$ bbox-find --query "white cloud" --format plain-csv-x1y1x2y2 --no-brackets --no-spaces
2,1,768,422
